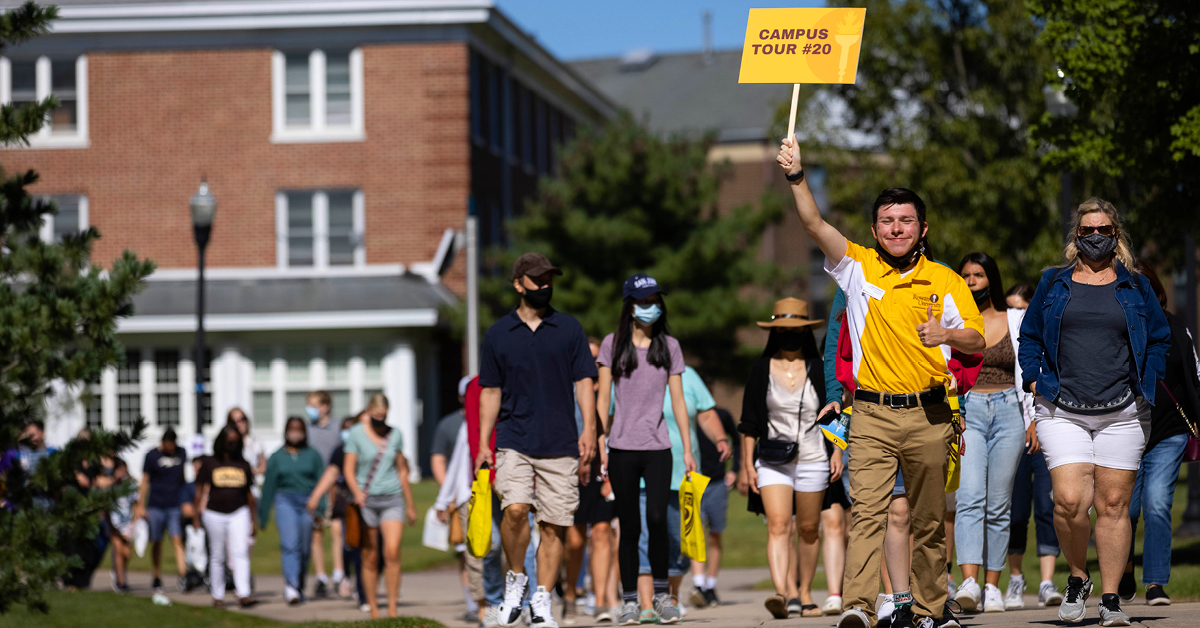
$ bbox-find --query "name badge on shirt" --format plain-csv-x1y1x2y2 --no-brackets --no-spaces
862,282,886,301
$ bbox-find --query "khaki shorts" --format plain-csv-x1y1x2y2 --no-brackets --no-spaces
494,448,579,527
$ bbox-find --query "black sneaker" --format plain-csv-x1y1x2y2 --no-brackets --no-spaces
891,604,916,628
1146,585,1171,606
177,576,187,593
703,588,718,607
152,577,162,591
1118,571,1136,602
917,601,961,628
314,579,329,599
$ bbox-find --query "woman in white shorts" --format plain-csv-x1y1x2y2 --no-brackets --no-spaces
1017,198,1170,626
739,298,841,619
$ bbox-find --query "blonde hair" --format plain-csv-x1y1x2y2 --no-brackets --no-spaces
365,393,389,414
1063,197,1135,270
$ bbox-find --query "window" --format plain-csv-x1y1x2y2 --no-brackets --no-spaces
250,344,383,429
84,370,103,430
277,190,364,269
154,349,180,427
0,55,88,148
272,49,363,143
38,195,88,244
116,349,141,429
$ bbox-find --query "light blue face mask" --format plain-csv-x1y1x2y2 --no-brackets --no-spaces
340,429,350,443
633,304,662,325
305,405,320,420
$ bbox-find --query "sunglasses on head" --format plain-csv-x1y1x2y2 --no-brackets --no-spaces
1078,225,1117,237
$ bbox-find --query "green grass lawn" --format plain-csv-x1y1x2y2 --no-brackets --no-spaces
0,590,443,628
125,480,456,576
728,468,1200,601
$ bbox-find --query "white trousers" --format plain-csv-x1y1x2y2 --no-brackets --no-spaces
202,506,252,600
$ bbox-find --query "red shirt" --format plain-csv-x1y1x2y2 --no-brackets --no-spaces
465,376,496,482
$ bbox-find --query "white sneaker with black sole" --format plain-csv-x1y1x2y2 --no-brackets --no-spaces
498,571,530,627
530,586,557,628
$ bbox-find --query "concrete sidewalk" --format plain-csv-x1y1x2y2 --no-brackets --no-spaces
125,567,1200,626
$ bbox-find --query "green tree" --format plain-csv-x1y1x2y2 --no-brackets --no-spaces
475,111,785,376
1,1,155,613
1027,0,1200,260
809,0,1062,286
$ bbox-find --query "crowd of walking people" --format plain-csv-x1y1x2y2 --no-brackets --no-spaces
12,132,1199,628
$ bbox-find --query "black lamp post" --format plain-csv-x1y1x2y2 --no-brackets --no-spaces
190,181,216,435
1043,71,1078,242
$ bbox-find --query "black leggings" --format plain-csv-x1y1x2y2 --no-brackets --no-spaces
608,447,672,594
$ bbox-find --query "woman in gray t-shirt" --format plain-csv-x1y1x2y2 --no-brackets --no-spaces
597,273,693,625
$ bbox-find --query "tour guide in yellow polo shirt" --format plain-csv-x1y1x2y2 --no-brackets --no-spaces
777,135,984,628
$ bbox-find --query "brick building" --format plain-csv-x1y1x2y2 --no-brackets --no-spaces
1,0,614,474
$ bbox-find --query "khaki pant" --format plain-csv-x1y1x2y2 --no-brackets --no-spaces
844,399,953,624
460,504,486,603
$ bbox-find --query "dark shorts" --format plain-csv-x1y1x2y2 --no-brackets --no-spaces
822,470,851,511
146,506,181,542
574,473,616,526
700,480,728,533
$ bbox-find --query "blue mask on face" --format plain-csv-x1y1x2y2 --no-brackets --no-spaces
633,304,662,325
305,405,320,420
340,429,350,443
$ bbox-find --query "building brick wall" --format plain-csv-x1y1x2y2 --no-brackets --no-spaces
2,42,471,294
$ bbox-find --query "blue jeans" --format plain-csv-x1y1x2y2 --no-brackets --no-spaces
1008,449,1059,557
1129,432,1187,585
275,491,314,593
956,389,1025,571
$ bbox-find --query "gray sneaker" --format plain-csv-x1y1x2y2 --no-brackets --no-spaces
1058,575,1093,623
619,602,640,626
837,607,872,628
1099,595,1130,627
653,593,681,624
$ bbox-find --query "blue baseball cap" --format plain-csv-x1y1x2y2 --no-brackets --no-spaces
622,273,666,300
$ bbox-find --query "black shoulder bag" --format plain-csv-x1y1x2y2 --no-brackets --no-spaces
754,367,807,465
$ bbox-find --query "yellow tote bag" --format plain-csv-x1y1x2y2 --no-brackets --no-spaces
945,394,964,493
467,468,493,558
679,472,711,562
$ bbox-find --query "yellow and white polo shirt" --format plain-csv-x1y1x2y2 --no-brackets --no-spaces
826,240,984,394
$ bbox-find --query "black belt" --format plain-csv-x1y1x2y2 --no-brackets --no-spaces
854,386,947,409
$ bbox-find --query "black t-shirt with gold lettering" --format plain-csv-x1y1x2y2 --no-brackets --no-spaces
197,457,254,514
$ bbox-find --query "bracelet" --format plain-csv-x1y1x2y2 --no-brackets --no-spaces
786,168,805,182
717,438,729,445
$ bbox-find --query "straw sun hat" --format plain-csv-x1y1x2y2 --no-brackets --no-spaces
756,297,824,329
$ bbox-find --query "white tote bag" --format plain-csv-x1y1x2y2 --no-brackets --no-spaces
421,506,450,552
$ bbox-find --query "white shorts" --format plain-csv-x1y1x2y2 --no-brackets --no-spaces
1032,395,1149,471
755,458,830,493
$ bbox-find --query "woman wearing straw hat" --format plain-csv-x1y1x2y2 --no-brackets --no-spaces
738,298,841,619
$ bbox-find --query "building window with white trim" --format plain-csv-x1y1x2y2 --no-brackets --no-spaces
116,349,141,429
154,349,181,428
84,371,103,430
0,55,88,148
277,189,364,269
39,194,88,243
272,49,363,143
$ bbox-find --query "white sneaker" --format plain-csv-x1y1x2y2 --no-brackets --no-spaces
530,587,558,628
1005,574,1026,609
983,583,1005,612
954,577,982,612
1039,580,1063,607
284,585,300,604
483,606,501,628
823,594,844,615
359,603,372,613
876,594,895,624
498,571,530,627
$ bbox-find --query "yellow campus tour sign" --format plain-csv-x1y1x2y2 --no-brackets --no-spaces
738,8,866,85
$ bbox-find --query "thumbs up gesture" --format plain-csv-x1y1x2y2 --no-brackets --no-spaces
915,305,949,347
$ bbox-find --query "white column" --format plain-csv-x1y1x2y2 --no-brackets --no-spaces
139,347,156,435
382,341,418,480
271,351,287,435
101,366,117,432
44,380,83,448
349,344,365,413
179,351,200,457
212,344,248,426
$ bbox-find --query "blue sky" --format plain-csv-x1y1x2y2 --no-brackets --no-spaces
495,0,826,61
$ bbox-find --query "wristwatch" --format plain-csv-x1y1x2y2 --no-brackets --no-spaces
786,168,805,182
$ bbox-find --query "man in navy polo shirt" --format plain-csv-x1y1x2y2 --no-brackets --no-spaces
476,252,599,628
136,428,189,593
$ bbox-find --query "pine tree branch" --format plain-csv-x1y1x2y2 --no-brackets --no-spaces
0,2,58,48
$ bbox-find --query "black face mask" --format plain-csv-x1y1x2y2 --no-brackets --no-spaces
971,287,990,309
224,440,243,459
1076,233,1118,263
523,286,553,309
874,241,923,270
370,418,389,433
777,331,805,352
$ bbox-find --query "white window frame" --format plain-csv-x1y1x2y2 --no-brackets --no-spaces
251,344,381,430
0,55,89,149
38,194,88,243
271,48,364,144
276,189,365,270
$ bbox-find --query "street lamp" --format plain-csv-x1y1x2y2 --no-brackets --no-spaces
190,181,216,436
1043,70,1078,242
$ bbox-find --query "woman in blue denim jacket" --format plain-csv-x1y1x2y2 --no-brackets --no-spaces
1017,198,1170,627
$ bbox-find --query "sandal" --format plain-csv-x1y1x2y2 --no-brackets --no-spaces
764,595,788,619
801,604,822,617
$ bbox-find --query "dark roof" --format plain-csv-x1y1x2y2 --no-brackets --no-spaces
133,274,453,317
569,49,792,143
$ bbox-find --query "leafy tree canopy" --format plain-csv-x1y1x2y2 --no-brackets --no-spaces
1,1,155,613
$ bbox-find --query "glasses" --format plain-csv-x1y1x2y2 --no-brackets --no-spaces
1078,225,1117,237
